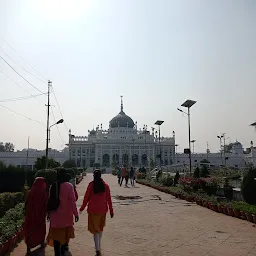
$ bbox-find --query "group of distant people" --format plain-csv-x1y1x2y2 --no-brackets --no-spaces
23,168,113,256
116,165,139,187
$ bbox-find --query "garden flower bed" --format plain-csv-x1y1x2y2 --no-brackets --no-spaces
137,179,256,224
0,203,24,256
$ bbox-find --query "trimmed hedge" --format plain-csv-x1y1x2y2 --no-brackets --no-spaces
0,168,36,193
0,193,24,218
35,169,57,186
0,203,24,245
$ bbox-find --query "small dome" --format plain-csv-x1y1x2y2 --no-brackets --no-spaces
89,129,96,135
109,110,135,128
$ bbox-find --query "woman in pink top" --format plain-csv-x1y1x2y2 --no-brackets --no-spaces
47,169,79,256
80,169,114,256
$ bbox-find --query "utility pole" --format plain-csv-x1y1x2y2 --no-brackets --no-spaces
223,133,226,166
206,141,209,161
25,136,30,184
45,80,51,169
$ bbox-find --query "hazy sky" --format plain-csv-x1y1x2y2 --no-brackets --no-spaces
0,0,255,153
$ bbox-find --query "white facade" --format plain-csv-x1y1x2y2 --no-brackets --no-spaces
68,99,175,168
0,149,68,170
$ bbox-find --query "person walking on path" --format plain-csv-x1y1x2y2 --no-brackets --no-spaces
47,169,79,256
130,166,135,186
24,177,49,255
116,167,121,185
79,169,114,256
120,165,129,187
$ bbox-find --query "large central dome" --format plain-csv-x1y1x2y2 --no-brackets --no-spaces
109,97,135,128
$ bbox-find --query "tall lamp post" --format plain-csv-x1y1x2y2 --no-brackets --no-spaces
45,118,64,169
155,120,164,169
177,99,197,175
217,135,224,165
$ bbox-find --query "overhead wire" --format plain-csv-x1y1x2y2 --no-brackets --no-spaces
50,106,66,147
51,85,69,132
3,40,69,132
0,46,46,84
0,93,47,103
0,54,44,94
0,67,46,104
0,103,45,126
3,39,48,82
2,40,68,148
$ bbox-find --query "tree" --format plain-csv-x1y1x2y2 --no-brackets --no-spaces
241,168,256,204
62,159,76,168
200,165,210,178
34,156,60,170
193,167,200,178
0,142,4,152
174,171,180,186
4,142,14,152
0,142,14,152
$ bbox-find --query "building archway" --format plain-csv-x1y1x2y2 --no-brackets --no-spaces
102,154,110,167
141,154,148,166
122,154,129,166
112,154,119,165
132,154,139,166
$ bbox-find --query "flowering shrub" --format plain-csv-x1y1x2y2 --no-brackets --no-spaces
200,177,219,195
136,173,146,179
179,177,202,192
179,177,193,192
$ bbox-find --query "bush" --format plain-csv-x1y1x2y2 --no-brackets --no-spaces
0,203,24,244
231,201,256,214
173,171,180,186
241,168,256,204
35,169,57,186
0,192,24,218
156,170,162,182
200,165,210,178
112,169,117,176
200,177,218,195
194,167,200,178
224,180,233,200
160,174,173,187
0,166,36,193
136,173,146,179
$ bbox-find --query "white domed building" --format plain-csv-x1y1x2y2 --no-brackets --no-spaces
68,98,175,168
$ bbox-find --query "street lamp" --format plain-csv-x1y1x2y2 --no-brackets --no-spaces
217,135,224,165
155,120,164,169
177,99,197,175
191,140,196,153
175,144,179,164
45,118,64,169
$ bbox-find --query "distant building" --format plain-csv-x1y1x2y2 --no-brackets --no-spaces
68,98,175,167
0,149,67,170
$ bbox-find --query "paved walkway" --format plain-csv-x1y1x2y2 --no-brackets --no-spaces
12,174,256,256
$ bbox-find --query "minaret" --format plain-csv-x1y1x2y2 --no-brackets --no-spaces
120,95,123,112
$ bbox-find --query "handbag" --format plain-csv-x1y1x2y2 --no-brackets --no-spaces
47,182,60,212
